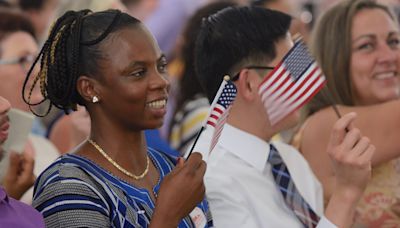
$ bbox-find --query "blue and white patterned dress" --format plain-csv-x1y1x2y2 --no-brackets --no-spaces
32,148,213,227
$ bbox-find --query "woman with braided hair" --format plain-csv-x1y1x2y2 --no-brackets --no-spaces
25,9,212,227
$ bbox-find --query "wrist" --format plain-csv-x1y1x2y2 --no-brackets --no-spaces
150,207,180,228
4,187,24,200
333,183,364,205
324,188,360,228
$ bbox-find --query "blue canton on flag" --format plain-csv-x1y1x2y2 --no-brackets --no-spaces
284,41,314,81
206,79,237,153
207,81,237,128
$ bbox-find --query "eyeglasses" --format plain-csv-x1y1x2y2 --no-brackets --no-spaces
0,55,35,70
231,65,276,81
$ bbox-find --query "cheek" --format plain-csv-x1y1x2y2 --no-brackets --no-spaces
350,54,374,88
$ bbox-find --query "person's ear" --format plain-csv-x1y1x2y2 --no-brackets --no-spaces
236,69,260,102
76,76,101,104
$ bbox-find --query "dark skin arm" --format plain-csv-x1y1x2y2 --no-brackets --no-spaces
149,153,206,227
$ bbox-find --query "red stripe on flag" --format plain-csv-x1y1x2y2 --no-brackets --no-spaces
268,73,325,124
270,78,325,124
207,121,216,127
264,66,318,112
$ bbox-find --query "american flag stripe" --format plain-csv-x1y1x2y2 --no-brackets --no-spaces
268,71,324,123
190,78,236,156
265,65,318,105
258,39,326,126
266,67,321,113
269,76,325,123
206,106,224,127
261,63,319,105
259,62,286,94
209,106,231,152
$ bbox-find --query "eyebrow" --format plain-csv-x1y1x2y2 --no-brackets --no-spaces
127,53,166,66
352,31,400,43
121,53,167,74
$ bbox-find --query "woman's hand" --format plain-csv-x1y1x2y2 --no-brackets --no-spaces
150,153,206,228
324,112,375,227
3,143,35,200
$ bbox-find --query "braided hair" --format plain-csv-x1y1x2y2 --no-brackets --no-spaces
22,9,140,116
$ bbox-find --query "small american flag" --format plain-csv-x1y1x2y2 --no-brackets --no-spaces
206,78,237,152
259,39,326,125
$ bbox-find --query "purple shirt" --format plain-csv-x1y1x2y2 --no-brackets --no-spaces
0,187,44,228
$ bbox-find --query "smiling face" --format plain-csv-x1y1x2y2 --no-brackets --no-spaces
350,8,400,105
93,24,169,131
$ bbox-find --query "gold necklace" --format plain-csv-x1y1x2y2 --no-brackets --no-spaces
88,139,149,180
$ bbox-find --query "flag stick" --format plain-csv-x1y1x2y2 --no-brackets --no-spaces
186,126,205,159
320,85,342,118
322,87,349,132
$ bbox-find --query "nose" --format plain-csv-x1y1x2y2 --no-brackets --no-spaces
0,96,11,114
149,71,170,92
376,42,398,64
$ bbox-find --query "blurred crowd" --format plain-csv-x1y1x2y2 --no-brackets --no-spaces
0,0,399,227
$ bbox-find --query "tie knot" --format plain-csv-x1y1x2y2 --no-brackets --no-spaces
268,144,283,165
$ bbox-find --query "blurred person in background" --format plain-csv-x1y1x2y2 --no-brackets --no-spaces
168,1,236,155
121,0,159,21
0,8,59,203
17,0,60,43
251,0,313,43
0,96,44,227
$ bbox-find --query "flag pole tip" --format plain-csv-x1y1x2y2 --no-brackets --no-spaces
223,75,230,81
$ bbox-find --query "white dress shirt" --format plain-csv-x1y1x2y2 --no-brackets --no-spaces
201,124,336,228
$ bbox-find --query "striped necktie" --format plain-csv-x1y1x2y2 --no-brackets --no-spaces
268,144,320,228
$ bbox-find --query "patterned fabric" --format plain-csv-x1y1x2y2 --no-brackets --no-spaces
170,94,209,154
269,144,320,228
353,158,400,227
32,148,213,227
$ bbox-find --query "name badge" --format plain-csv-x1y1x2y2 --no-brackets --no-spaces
189,207,207,227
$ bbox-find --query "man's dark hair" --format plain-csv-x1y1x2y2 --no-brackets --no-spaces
195,6,291,102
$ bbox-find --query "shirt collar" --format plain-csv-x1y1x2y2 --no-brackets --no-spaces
0,187,9,203
218,124,270,172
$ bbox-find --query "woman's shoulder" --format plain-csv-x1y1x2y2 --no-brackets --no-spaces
33,154,107,197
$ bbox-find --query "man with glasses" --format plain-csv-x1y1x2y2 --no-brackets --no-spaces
195,6,375,227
